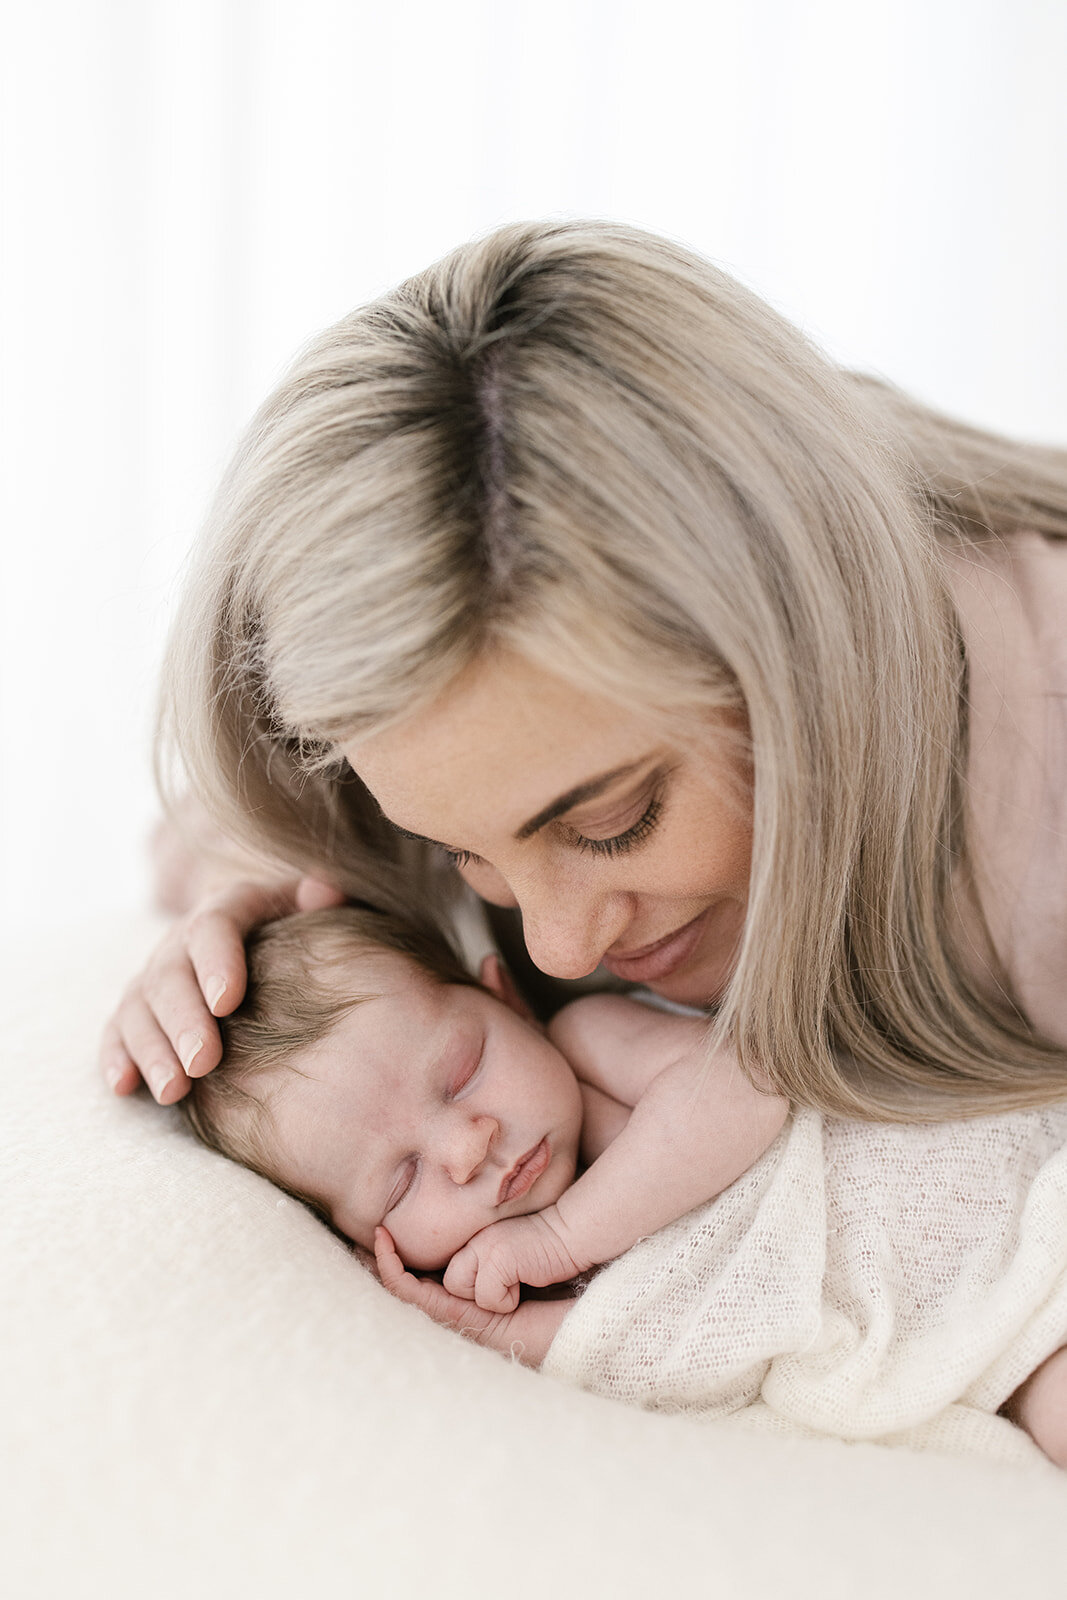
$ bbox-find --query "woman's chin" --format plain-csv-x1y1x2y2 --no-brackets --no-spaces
647,970,724,1008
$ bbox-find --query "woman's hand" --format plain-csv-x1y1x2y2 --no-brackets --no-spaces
98,874,345,1104
374,1228,572,1368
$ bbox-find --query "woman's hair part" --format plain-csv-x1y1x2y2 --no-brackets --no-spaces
161,218,1067,1120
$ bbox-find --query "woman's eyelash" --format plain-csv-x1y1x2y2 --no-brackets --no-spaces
574,795,663,858
440,791,665,869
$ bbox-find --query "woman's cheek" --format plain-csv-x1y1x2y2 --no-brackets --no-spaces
658,804,753,899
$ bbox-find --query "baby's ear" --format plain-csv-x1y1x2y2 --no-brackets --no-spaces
478,953,539,1026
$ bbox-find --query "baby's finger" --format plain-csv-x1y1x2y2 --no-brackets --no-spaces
375,1231,472,1326
442,1244,479,1302
473,1266,521,1316
114,994,190,1105
375,1232,445,1316
373,1228,410,1294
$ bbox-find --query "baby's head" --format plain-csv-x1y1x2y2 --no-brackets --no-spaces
181,907,583,1269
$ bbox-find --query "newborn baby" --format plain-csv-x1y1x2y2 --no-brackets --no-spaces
181,903,786,1366
180,905,1067,1465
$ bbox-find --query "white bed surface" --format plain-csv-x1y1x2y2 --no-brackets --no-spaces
4,915,1067,1600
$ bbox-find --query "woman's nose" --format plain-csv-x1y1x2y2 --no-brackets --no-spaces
518,884,631,981
442,1114,499,1185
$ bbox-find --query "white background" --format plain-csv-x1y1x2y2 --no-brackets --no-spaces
2,0,1065,930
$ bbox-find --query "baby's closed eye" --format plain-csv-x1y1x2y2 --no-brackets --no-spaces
385,1158,419,1213
445,1040,485,1100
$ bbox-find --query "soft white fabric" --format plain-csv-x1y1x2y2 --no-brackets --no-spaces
5,916,1067,1600
545,1106,1067,1462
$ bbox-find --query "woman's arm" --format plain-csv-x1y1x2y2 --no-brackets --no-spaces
149,796,289,916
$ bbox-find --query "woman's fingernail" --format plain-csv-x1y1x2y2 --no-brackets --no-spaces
178,1032,204,1075
154,1069,177,1102
206,977,227,1013
105,1063,124,1091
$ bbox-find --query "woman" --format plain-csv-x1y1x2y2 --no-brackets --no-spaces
102,218,1067,1121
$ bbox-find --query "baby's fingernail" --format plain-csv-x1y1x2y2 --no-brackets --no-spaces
105,1063,124,1092
206,977,227,1014
178,1032,204,1075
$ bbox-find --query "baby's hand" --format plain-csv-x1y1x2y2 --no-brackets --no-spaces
442,1208,587,1313
373,1229,571,1368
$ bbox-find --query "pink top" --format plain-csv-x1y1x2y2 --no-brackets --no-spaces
948,532,1067,1044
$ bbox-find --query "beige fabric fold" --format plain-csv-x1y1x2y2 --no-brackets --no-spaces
545,1106,1067,1463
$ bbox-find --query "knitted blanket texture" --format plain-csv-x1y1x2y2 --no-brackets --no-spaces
544,1105,1067,1461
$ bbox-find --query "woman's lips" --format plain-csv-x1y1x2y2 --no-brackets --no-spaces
600,908,711,984
498,1138,551,1206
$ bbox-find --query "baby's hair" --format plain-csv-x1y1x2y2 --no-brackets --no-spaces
178,904,478,1212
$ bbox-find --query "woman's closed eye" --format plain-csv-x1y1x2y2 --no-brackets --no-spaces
422,764,671,870
569,793,664,858
443,847,476,869
444,789,667,870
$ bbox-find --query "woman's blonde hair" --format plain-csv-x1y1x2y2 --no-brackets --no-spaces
161,218,1067,1121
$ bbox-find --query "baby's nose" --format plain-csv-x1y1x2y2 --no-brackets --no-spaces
443,1114,498,1185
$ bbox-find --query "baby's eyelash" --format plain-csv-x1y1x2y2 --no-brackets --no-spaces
445,1042,485,1100
387,1160,418,1212
443,848,474,870
574,795,663,858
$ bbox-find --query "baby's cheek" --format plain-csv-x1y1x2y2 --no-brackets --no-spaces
530,1147,578,1212
395,1204,484,1273
323,1199,370,1254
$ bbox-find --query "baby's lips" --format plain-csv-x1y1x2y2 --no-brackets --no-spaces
497,1138,551,1205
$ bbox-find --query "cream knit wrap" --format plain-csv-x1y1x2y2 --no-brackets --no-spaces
543,1105,1067,1461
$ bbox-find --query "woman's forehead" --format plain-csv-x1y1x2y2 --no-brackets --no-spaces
345,651,668,834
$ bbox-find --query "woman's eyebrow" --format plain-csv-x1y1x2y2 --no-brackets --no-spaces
386,756,656,850
514,758,652,839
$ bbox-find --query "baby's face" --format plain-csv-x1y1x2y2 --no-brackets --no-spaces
265,954,584,1270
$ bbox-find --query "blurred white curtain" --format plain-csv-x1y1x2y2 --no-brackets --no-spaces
2,0,1065,929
